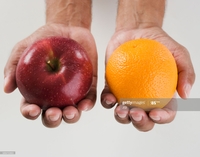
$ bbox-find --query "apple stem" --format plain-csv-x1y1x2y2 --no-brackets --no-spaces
47,60,55,71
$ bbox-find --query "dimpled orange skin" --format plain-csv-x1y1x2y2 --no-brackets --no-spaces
106,39,178,110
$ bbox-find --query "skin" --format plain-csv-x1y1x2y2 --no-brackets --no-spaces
101,0,195,132
4,0,195,131
4,0,97,128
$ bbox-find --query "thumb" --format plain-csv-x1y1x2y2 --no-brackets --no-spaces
175,47,195,99
4,41,26,93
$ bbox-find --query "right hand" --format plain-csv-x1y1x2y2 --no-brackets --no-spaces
4,23,97,128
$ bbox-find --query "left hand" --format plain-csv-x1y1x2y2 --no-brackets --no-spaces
101,27,195,131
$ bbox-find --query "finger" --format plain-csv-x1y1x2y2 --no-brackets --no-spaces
114,105,131,124
101,85,117,109
129,108,155,132
42,107,62,128
149,98,177,124
174,47,195,98
20,98,41,120
4,41,27,93
62,106,81,124
77,77,97,112
4,74,17,93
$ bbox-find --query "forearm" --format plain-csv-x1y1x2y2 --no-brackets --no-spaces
46,0,92,30
116,0,165,31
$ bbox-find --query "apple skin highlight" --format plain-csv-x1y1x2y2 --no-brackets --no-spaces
16,37,93,110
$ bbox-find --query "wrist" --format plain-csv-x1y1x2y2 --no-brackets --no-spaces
46,0,92,30
116,0,165,31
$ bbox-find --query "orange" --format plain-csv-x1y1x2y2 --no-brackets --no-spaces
106,39,178,111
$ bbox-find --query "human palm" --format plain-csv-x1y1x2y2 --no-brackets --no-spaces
4,23,97,128
101,27,195,131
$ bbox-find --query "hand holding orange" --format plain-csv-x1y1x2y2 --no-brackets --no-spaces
106,39,178,111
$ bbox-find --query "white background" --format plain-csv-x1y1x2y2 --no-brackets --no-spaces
0,0,200,157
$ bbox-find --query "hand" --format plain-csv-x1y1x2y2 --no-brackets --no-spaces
4,23,97,128
101,27,195,131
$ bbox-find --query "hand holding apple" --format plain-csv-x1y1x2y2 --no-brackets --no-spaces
16,37,93,110
4,24,97,128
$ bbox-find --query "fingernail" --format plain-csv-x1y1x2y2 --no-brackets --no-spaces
29,110,39,117
65,114,75,120
150,116,161,121
4,76,8,86
130,109,143,122
117,113,127,119
49,115,60,121
105,100,113,105
117,105,129,118
184,84,191,98
131,115,142,122
3,77,8,92
83,107,89,112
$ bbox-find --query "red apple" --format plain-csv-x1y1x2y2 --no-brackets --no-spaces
16,37,93,110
